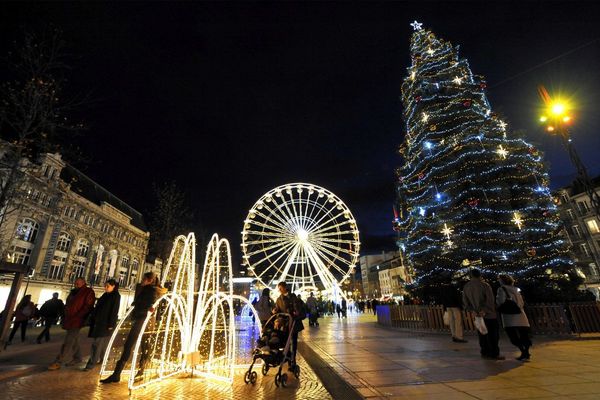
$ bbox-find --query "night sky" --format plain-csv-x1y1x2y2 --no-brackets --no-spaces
2,2,600,260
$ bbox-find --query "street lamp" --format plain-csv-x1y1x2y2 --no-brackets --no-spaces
538,85,600,221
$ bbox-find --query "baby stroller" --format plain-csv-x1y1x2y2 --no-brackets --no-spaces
244,313,300,387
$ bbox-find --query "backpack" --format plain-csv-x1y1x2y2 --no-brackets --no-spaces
294,296,307,321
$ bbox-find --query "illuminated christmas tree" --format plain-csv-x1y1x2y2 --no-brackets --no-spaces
394,22,582,301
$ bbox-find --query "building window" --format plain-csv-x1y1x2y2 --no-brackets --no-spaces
121,256,130,270
578,201,590,214
49,255,67,280
118,270,126,286
586,219,600,234
56,232,72,252
72,259,86,281
76,239,90,257
15,218,39,243
589,263,599,277
566,209,574,221
580,243,591,258
8,245,32,265
572,225,582,238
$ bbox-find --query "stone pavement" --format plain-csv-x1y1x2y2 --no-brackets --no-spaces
0,326,332,399
300,313,600,400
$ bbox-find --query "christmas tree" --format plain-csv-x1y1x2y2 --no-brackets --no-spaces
394,22,582,301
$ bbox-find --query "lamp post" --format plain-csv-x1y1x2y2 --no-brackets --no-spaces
538,85,600,221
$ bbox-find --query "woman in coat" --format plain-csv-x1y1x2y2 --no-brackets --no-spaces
8,294,35,344
496,274,531,361
254,288,275,327
84,279,120,370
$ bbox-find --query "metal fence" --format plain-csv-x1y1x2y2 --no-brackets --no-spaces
376,302,600,335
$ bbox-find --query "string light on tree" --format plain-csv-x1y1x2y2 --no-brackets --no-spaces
512,212,523,230
453,76,463,85
496,145,508,159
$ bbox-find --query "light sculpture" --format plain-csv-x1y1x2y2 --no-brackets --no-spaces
100,233,262,391
241,183,360,299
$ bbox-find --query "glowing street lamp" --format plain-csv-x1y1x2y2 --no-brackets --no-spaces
538,85,600,220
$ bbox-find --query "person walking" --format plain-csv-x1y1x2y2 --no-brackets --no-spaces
48,278,96,370
254,288,275,328
8,294,35,344
306,291,319,327
441,282,468,343
36,292,65,344
462,269,504,360
101,272,166,384
84,279,121,370
496,274,531,361
273,281,305,365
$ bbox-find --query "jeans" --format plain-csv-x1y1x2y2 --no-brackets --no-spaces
86,336,110,368
9,320,28,342
478,318,500,357
55,328,83,363
37,318,58,342
447,307,464,339
113,319,145,378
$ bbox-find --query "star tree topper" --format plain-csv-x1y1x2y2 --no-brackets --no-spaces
410,21,423,31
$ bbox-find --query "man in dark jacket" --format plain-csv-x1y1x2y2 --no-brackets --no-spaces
273,281,305,366
101,272,165,384
462,269,504,360
36,292,65,344
84,279,121,370
48,278,95,370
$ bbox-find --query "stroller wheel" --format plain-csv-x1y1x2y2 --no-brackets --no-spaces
250,371,258,385
293,365,300,378
262,363,269,376
274,372,281,387
244,370,251,384
281,372,288,387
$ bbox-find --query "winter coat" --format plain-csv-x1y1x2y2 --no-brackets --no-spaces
131,284,166,320
305,296,318,313
274,292,305,332
255,295,274,322
462,278,497,319
62,286,96,330
440,283,463,309
89,290,121,338
39,298,65,321
496,285,530,327
14,301,36,322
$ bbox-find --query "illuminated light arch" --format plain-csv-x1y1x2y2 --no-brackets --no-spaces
241,183,360,300
100,233,262,391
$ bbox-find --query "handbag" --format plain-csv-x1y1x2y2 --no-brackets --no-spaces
497,286,521,314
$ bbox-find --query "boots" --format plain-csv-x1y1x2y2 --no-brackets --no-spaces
516,346,531,361
100,360,124,384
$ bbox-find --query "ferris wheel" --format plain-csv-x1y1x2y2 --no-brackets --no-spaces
241,183,360,296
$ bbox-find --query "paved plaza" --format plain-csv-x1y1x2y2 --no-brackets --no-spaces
0,325,331,400
301,314,600,400
1,315,600,399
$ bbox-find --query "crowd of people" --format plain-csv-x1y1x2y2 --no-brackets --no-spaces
1,271,166,382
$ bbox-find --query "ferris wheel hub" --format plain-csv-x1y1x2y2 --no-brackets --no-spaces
296,228,309,243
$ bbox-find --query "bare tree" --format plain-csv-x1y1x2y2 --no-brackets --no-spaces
148,181,195,268
0,28,84,238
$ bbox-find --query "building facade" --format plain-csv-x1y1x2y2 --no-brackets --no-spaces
555,178,600,298
0,149,150,315
359,250,411,299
